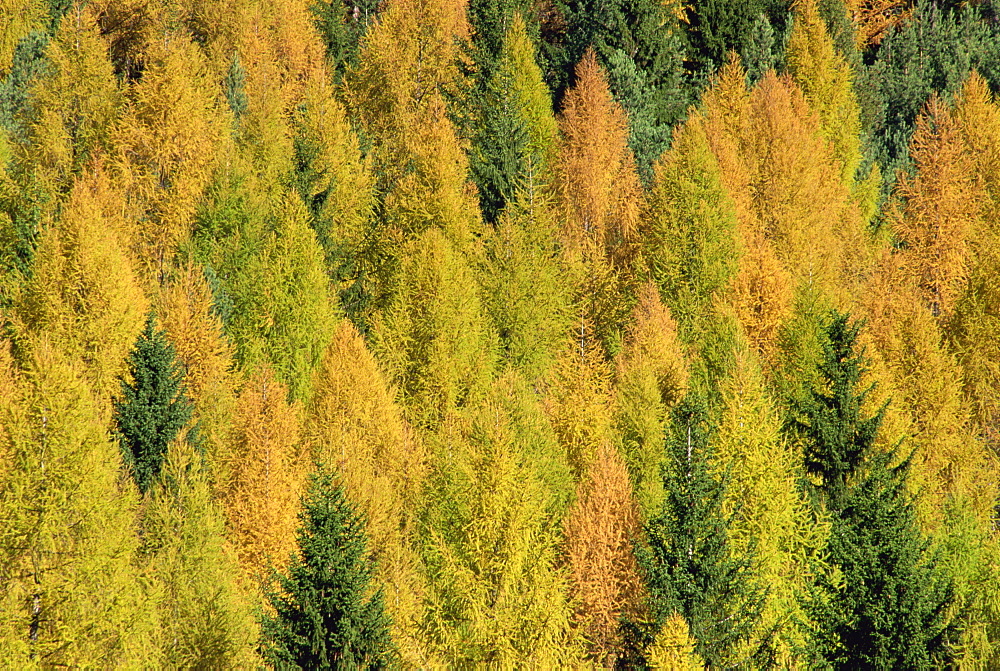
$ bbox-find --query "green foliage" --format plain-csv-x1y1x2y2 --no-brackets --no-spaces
309,0,380,83
857,0,1000,191
682,0,791,84
0,30,49,139
794,312,955,668
641,394,770,667
223,54,247,120
262,468,393,670
114,314,195,495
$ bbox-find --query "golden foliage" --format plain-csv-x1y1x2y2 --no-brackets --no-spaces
557,48,644,262
16,167,148,405
844,0,911,49
221,366,305,583
0,0,45,73
564,441,644,666
893,95,983,320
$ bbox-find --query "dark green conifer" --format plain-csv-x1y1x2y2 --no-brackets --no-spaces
641,394,770,668
113,314,194,495
261,468,393,670
794,312,954,668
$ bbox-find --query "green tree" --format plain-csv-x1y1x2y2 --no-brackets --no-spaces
114,314,195,495
793,312,954,668
641,395,770,668
261,468,394,670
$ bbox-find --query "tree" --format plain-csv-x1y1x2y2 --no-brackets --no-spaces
222,366,305,584
261,468,394,670
305,320,429,665
563,441,644,666
792,311,954,668
420,378,579,666
642,394,769,668
0,338,153,665
893,94,982,321
114,313,195,495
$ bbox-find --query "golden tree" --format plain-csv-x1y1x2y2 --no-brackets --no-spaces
222,365,305,584
564,441,644,666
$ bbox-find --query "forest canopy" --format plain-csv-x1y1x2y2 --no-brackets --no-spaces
1,0,1000,666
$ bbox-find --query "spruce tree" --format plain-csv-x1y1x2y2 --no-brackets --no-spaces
261,469,393,670
641,395,770,668
794,312,954,668
114,314,194,495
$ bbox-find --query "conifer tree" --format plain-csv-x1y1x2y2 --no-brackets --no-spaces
0,338,153,665
114,314,194,495
642,394,769,668
141,436,261,667
793,311,954,668
261,468,394,670
564,441,644,666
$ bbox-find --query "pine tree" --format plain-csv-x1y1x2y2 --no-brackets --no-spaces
641,394,769,668
261,468,394,670
114,314,195,495
793,311,954,668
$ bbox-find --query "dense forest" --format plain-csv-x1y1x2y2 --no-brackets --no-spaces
1,0,1000,666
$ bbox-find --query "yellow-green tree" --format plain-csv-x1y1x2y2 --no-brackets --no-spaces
141,437,261,667
421,377,580,666
0,338,152,665
372,226,494,429
615,283,688,517
0,0,45,73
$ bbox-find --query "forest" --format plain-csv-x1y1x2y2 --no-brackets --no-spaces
1,0,999,667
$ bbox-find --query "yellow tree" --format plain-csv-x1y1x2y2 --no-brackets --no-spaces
563,441,645,666
946,73,1000,442
305,320,429,665
893,95,983,321
114,32,224,281
645,614,704,671
23,4,120,201
615,283,688,517
15,167,148,405
157,262,238,483
0,338,153,665
0,0,44,73
221,365,306,584
544,325,617,481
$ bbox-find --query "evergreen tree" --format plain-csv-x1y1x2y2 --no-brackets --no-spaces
261,468,393,670
793,311,954,668
641,394,770,668
114,314,194,495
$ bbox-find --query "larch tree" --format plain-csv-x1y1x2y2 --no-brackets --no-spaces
0,0,45,73
950,72,1000,445
140,436,261,668
615,283,689,517
305,320,429,665
371,226,494,430
222,365,306,585
563,440,645,666
114,32,224,282
892,94,983,321
15,168,148,405
420,378,580,667
0,338,152,666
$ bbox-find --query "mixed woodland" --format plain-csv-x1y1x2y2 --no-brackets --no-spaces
2,0,1000,666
